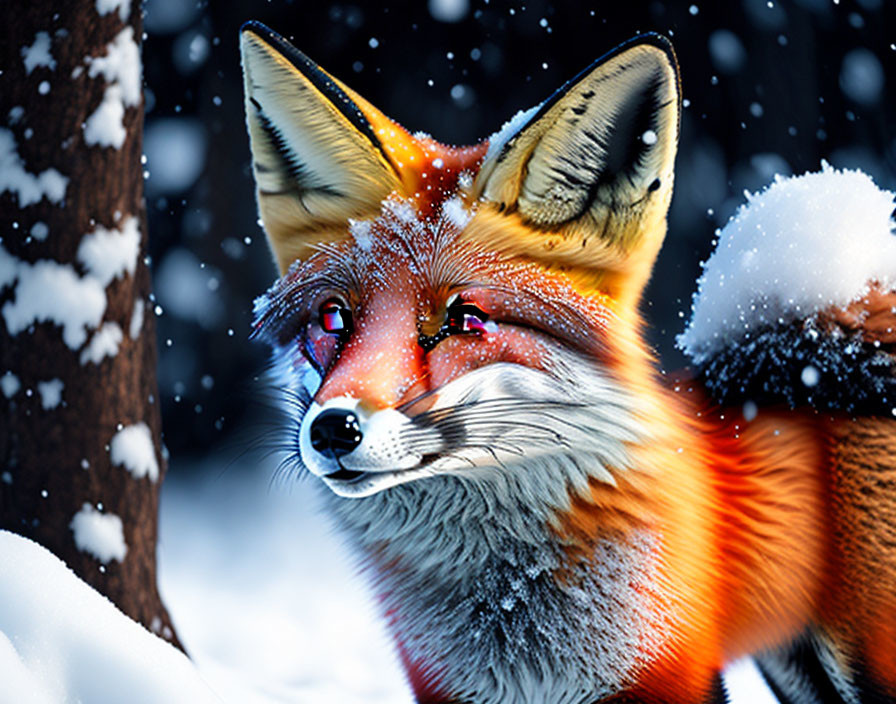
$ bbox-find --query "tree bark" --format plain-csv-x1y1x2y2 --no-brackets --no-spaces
0,1,180,648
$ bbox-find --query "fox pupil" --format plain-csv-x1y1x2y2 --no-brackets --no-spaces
417,299,489,352
319,299,352,335
446,303,489,334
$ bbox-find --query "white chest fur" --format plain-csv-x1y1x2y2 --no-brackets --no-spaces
323,467,671,704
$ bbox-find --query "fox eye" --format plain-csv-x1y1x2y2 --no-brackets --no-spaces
445,295,489,334
319,298,352,336
419,294,492,352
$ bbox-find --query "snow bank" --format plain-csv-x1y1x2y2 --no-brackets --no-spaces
159,460,414,704
679,163,896,364
0,631,52,704
0,530,220,704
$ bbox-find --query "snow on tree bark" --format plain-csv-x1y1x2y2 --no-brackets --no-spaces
0,1,181,649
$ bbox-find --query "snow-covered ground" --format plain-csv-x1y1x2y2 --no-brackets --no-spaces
157,449,776,704
0,445,776,703
0,530,219,704
157,452,413,704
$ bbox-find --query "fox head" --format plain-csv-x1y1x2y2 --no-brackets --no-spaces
241,22,680,500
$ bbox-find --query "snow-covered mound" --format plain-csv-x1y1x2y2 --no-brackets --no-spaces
0,459,777,703
678,163,896,413
158,461,414,704
679,162,896,364
0,530,219,704
157,457,776,704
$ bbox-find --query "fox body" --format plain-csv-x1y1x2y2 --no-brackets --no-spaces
240,22,896,704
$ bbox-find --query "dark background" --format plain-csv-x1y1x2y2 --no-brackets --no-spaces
141,0,896,460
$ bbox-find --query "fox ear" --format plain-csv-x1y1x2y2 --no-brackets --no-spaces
471,36,680,306
240,22,409,273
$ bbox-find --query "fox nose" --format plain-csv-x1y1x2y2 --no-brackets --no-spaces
309,409,363,459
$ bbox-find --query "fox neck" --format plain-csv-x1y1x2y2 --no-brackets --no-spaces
320,450,676,703
314,337,684,703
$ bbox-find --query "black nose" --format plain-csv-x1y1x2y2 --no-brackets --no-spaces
309,409,363,459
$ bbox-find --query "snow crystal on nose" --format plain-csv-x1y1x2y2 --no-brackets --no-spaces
678,162,896,365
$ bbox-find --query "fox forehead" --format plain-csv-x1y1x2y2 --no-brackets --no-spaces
253,195,614,354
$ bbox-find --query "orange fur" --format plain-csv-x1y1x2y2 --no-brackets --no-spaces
822,416,896,697
553,321,896,699
242,24,896,701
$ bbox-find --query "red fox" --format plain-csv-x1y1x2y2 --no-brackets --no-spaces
240,21,896,704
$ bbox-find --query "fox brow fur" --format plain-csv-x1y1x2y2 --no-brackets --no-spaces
253,194,652,536
252,197,610,355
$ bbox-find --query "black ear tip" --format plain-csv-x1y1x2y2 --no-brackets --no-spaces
632,32,675,50
240,21,297,58
240,20,273,38
238,22,319,83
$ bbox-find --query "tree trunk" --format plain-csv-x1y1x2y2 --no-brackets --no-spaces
0,1,180,648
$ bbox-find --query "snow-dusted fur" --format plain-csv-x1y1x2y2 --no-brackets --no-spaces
679,164,896,415
253,197,670,700
243,23,896,703
305,353,669,704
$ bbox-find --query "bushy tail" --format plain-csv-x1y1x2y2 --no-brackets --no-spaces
696,285,896,416
679,166,896,702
